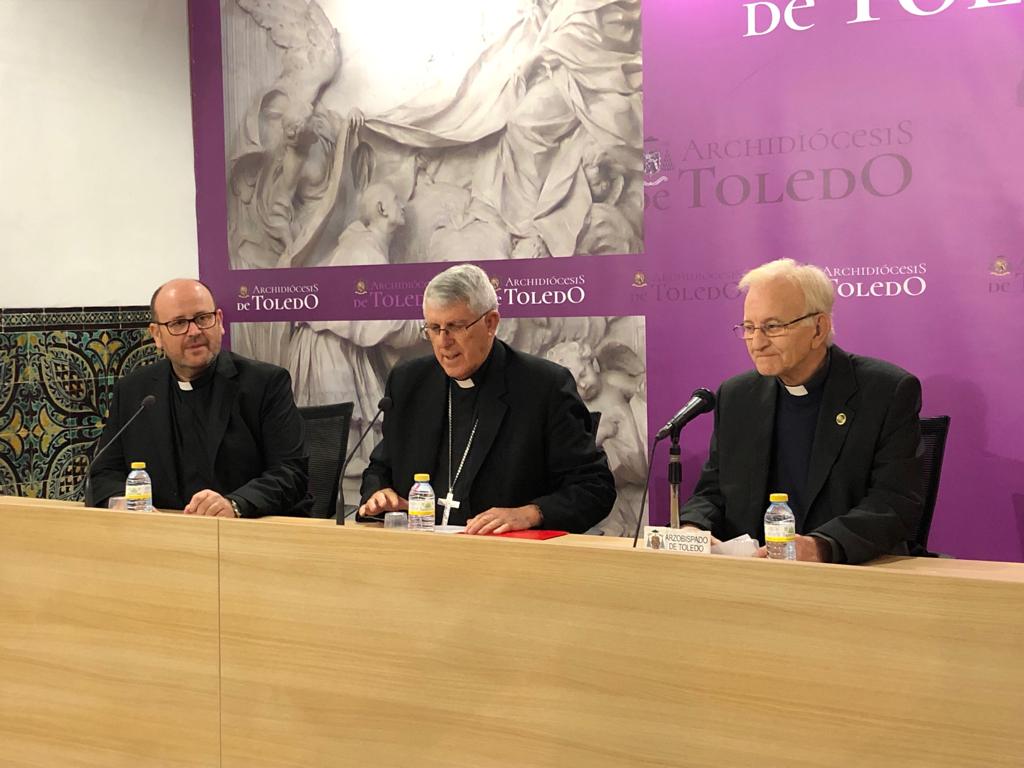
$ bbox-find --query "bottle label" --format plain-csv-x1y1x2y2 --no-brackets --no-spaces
125,488,151,500
408,500,434,516
764,521,795,543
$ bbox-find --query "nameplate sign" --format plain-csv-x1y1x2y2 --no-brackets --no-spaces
642,527,711,554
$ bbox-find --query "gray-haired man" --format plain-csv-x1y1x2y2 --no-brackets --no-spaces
680,258,923,564
358,264,615,534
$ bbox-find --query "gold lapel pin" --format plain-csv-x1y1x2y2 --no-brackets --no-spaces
836,413,847,426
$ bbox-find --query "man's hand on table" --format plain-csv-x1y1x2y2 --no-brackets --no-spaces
357,488,408,519
466,504,543,535
184,489,237,517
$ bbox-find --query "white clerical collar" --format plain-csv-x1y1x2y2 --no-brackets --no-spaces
453,377,475,389
177,380,193,391
779,350,831,397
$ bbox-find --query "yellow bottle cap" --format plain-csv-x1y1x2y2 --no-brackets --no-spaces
413,473,430,482
769,492,789,503
131,461,146,470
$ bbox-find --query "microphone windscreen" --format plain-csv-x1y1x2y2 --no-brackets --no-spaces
378,396,393,412
693,388,715,409
141,395,157,408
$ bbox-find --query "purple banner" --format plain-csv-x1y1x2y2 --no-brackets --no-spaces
644,1,1024,560
190,1,1024,559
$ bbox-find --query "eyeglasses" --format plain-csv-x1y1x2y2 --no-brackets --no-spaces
155,311,218,336
732,312,820,340
421,311,489,341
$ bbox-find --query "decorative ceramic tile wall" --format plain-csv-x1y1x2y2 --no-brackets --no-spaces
0,307,160,499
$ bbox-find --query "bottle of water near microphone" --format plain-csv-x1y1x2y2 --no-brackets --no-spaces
764,492,796,560
124,461,153,512
407,473,436,531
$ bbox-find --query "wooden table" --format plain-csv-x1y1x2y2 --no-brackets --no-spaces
2,497,1022,767
0,496,219,768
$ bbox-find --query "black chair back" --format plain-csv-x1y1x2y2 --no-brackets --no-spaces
298,402,354,520
912,415,951,555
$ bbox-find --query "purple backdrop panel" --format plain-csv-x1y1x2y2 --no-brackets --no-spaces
642,1,1024,559
188,1,230,288
190,1,1024,559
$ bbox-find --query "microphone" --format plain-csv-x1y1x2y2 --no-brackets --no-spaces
336,396,392,524
655,388,715,441
84,394,156,506
631,387,715,542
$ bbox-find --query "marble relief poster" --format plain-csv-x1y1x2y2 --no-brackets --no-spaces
213,0,649,534
220,0,643,272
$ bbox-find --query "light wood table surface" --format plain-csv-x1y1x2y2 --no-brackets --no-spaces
0,496,220,768
3,498,1023,767
228,515,1024,768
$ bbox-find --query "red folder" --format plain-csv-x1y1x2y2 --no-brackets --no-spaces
489,529,568,540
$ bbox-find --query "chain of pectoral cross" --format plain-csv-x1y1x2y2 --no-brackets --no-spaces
440,382,479,526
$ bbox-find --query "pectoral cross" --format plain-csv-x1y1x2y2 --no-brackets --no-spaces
438,490,461,526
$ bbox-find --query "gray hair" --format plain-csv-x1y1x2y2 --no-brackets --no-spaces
423,264,498,314
738,258,836,343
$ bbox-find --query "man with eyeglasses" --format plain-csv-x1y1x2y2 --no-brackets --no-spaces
679,258,923,564
87,279,311,517
357,264,615,533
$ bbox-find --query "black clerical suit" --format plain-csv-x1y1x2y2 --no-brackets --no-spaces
87,352,311,517
679,346,923,564
360,341,616,532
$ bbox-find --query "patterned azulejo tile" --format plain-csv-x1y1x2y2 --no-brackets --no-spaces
0,380,44,484
2,309,48,331
43,427,96,501
16,482,44,499
0,333,17,409
1,309,86,331
0,456,17,496
0,306,160,501
45,308,85,329
120,306,153,328
82,306,121,328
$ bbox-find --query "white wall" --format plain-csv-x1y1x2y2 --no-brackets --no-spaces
0,0,197,307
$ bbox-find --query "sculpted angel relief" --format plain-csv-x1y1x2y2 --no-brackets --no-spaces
221,0,647,535
225,0,643,272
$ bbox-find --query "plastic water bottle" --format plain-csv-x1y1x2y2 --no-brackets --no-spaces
125,461,153,512
764,492,796,560
407,473,436,531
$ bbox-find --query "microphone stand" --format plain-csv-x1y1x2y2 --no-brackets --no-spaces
668,429,682,528
81,395,155,506
632,388,714,546
337,398,391,525
630,427,683,546
631,440,660,548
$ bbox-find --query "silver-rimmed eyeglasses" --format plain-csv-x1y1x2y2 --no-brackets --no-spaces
732,312,820,340
155,311,218,336
421,311,490,341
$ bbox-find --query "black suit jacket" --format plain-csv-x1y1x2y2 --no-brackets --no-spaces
360,341,616,533
679,346,923,564
87,352,311,517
